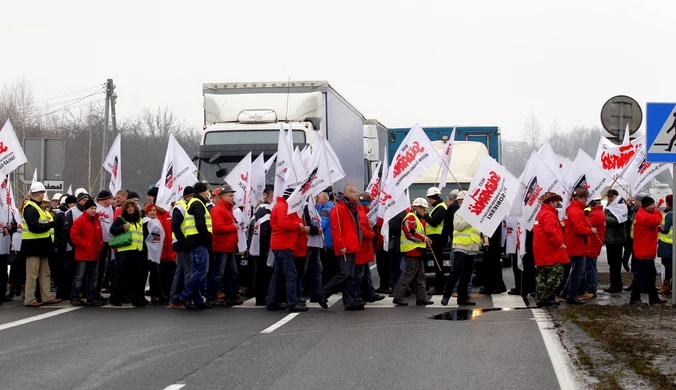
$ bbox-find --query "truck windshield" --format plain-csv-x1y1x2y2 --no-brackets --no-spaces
204,130,306,145
198,157,277,186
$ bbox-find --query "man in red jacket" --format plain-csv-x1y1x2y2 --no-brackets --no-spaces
533,192,569,307
630,196,666,305
206,185,241,306
561,187,597,305
69,199,105,306
266,188,309,313
314,184,363,311
583,194,606,297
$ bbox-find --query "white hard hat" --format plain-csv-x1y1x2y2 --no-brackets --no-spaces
412,197,429,208
456,191,466,200
426,187,442,197
52,193,63,201
59,195,68,205
30,182,46,194
74,188,88,197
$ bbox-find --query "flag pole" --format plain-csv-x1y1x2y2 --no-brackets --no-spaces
427,242,443,272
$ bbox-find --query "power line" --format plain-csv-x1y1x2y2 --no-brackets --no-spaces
24,95,106,121
33,84,105,104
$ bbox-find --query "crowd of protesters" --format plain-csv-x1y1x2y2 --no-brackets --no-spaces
0,179,672,311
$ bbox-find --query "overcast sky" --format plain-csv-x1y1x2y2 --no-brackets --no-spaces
2,0,674,141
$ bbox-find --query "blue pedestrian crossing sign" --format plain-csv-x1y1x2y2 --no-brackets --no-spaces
647,102,676,163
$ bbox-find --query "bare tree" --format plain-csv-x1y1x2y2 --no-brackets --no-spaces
0,77,38,140
522,112,543,150
134,106,188,139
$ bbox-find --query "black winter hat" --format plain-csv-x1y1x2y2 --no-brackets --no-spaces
183,186,194,197
76,193,90,203
83,199,96,210
193,182,208,194
65,195,77,205
641,196,655,208
96,190,112,200
147,187,159,198
128,191,140,200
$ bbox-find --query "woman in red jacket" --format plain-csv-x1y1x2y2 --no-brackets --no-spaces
533,192,569,307
583,196,606,297
155,205,176,302
353,194,385,304
70,199,104,306
630,196,666,305
562,187,597,304
207,186,241,306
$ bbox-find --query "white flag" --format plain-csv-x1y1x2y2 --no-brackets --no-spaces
377,146,389,220
251,152,266,202
156,135,199,211
538,141,567,188
273,125,294,200
565,149,614,205
264,153,277,175
365,161,383,226
437,127,456,190
381,123,439,201
225,152,253,223
456,155,520,236
511,151,568,230
381,189,410,252
324,140,347,184
284,146,307,189
66,185,73,195
31,169,37,186
623,144,670,195
286,141,332,214
0,120,28,176
516,222,526,271
595,135,645,177
103,134,122,195
606,196,629,224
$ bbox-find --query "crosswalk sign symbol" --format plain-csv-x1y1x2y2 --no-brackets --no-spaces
647,102,676,163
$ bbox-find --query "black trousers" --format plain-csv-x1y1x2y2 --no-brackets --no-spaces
429,237,447,291
53,251,76,300
0,254,7,301
511,254,521,292
255,253,271,303
320,247,337,285
630,260,660,303
522,254,536,295
606,243,624,289
159,262,176,300
145,260,161,299
375,250,390,290
7,251,25,296
482,251,506,292
96,243,110,295
111,250,145,304
557,263,571,297
442,252,475,302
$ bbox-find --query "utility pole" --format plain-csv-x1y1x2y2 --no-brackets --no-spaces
100,79,113,192
111,82,117,138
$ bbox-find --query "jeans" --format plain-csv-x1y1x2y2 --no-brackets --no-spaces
267,249,299,309
606,243,624,290
354,264,376,301
170,251,192,304
583,257,598,295
317,252,357,308
207,252,236,301
564,256,586,301
71,260,99,301
442,251,475,302
181,246,209,305
389,251,403,289
304,247,323,297
630,259,660,303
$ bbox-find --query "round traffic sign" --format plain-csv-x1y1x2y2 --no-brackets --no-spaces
600,95,642,137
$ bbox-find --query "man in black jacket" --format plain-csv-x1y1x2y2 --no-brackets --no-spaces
252,187,273,306
388,209,407,289
169,186,193,308
424,187,448,295
181,183,213,309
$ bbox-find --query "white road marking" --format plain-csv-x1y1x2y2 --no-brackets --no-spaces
532,308,581,390
490,293,528,309
0,307,82,331
162,385,185,390
260,313,300,334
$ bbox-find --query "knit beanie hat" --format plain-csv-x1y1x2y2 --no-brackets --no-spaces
641,196,655,208
84,198,96,210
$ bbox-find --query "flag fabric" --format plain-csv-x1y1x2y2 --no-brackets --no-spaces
323,140,347,184
538,141,567,188
365,160,382,226
456,155,520,236
437,127,456,190
623,144,670,195
381,123,439,202
66,185,72,195
264,153,277,175
381,189,410,252
273,125,294,200
595,135,645,177
284,146,307,190
511,151,568,230
286,141,332,214
376,146,389,221
0,120,28,176
225,152,252,223
516,222,526,271
31,169,37,187
155,135,199,211
565,149,614,204
103,133,122,195
606,196,629,224
251,152,266,202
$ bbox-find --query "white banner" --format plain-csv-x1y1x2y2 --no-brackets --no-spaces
155,135,199,211
0,120,28,176
287,141,332,214
595,135,645,177
324,140,347,184
538,141,567,188
103,133,122,195
456,155,520,236
437,127,456,190
225,152,252,223
606,196,629,224
273,124,294,200
264,152,277,175
365,160,382,226
251,152,266,202
565,149,614,204
381,123,439,202
623,145,670,195
516,222,526,271
377,146,389,220
381,189,410,251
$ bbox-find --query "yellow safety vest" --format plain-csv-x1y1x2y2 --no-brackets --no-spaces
22,202,54,241
400,212,427,252
184,197,213,236
171,198,189,242
453,224,481,246
659,212,673,244
117,219,144,252
425,201,447,235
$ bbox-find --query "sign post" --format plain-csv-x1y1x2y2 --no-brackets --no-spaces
645,102,676,306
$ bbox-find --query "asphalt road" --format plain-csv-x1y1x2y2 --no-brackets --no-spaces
0,266,564,390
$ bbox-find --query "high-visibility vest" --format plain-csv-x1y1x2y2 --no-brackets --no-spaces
117,219,144,252
22,202,53,241
400,212,426,253
659,211,673,245
171,198,189,242
453,223,481,247
184,197,213,236
425,201,447,235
